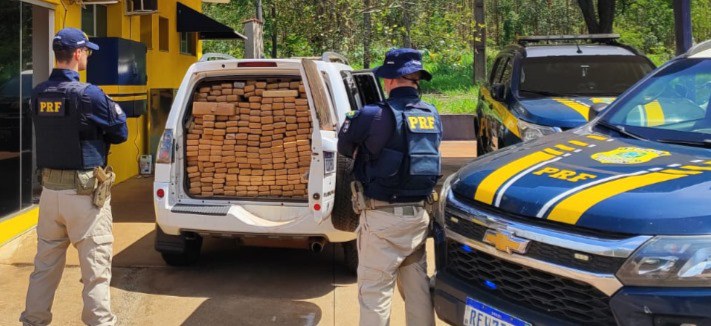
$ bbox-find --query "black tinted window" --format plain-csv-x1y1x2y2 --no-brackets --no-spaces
489,57,506,84
500,57,514,84
518,56,654,97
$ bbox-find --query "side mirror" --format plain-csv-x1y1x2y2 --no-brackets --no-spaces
589,102,608,119
491,84,506,101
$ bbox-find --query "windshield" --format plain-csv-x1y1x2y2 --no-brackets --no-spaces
518,56,653,98
604,59,711,142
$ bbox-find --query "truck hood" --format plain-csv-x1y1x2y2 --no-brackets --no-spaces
518,97,614,129
451,128,711,235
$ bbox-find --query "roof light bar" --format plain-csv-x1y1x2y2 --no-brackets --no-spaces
517,34,620,45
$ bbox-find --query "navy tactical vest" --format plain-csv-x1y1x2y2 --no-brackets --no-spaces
363,100,442,202
32,81,106,170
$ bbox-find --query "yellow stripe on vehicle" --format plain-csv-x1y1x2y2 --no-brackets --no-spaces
474,151,557,205
591,98,612,104
643,100,665,127
569,140,589,147
481,88,522,138
555,144,576,151
547,172,687,225
543,148,564,156
553,98,591,121
661,169,701,175
586,134,608,141
681,165,711,171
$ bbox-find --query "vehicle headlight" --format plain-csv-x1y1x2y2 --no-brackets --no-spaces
617,236,711,287
518,119,560,142
436,172,458,225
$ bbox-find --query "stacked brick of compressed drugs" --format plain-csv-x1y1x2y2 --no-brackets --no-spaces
184,79,311,199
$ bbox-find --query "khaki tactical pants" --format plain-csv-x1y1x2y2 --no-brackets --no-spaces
20,186,116,326
357,201,435,326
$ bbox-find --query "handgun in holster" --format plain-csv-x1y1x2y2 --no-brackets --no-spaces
92,166,116,208
350,180,367,214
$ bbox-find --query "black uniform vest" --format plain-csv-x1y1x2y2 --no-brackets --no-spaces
361,100,442,202
32,81,104,170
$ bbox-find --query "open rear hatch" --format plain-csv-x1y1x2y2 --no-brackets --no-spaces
183,74,312,200
174,59,339,224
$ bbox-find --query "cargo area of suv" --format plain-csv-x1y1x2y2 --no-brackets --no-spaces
184,77,312,201
153,54,384,269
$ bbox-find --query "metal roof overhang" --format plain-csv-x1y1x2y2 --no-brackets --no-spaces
176,2,246,40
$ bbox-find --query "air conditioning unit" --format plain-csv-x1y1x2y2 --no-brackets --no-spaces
126,0,157,15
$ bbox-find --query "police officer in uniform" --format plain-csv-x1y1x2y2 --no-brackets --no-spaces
20,28,128,326
338,48,442,326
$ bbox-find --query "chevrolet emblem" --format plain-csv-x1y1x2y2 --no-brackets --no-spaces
483,229,530,255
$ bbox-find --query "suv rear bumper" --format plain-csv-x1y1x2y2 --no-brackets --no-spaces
154,183,355,243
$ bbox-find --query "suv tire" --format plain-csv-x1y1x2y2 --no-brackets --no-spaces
155,226,203,266
342,240,358,274
332,154,360,232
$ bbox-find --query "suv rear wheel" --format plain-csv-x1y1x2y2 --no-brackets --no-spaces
331,154,360,232
155,226,203,266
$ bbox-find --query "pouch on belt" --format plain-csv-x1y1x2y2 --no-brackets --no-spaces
42,169,92,191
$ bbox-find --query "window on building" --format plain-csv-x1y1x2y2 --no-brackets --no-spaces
126,0,158,14
81,5,107,37
158,16,169,52
140,15,152,50
180,32,196,56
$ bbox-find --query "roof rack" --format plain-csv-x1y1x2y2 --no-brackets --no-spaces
517,34,620,46
290,52,350,65
321,52,349,65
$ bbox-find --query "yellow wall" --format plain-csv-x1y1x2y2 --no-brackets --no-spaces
40,0,203,184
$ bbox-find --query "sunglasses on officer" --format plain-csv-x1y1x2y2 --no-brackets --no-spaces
80,47,93,57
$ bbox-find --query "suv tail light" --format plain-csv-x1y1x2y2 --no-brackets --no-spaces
156,129,174,164
237,62,278,68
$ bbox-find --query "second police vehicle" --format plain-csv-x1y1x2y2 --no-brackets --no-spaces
434,40,711,325
477,34,655,155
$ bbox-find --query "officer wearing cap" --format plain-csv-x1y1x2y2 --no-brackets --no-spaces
338,48,442,326
20,28,127,326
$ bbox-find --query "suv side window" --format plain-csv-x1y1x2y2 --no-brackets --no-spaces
341,70,384,110
500,56,514,86
341,71,363,111
489,56,506,85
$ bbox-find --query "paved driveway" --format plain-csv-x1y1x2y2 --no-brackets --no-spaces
0,141,477,326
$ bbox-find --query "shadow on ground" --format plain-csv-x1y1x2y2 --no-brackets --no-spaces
109,177,355,325
106,151,474,325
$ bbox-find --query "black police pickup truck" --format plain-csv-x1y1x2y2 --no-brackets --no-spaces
477,34,655,155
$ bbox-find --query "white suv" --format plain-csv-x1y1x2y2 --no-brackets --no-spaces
153,53,384,271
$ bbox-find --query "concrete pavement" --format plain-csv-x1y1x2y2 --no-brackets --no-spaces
0,141,477,326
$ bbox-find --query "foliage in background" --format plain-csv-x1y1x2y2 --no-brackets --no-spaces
202,0,711,114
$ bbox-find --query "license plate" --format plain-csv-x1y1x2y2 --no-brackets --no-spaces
464,298,531,326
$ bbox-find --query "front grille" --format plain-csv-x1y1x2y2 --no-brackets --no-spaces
446,241,616,325
444,209,627,274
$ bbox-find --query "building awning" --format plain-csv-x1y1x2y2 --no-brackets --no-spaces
176,2,246,40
